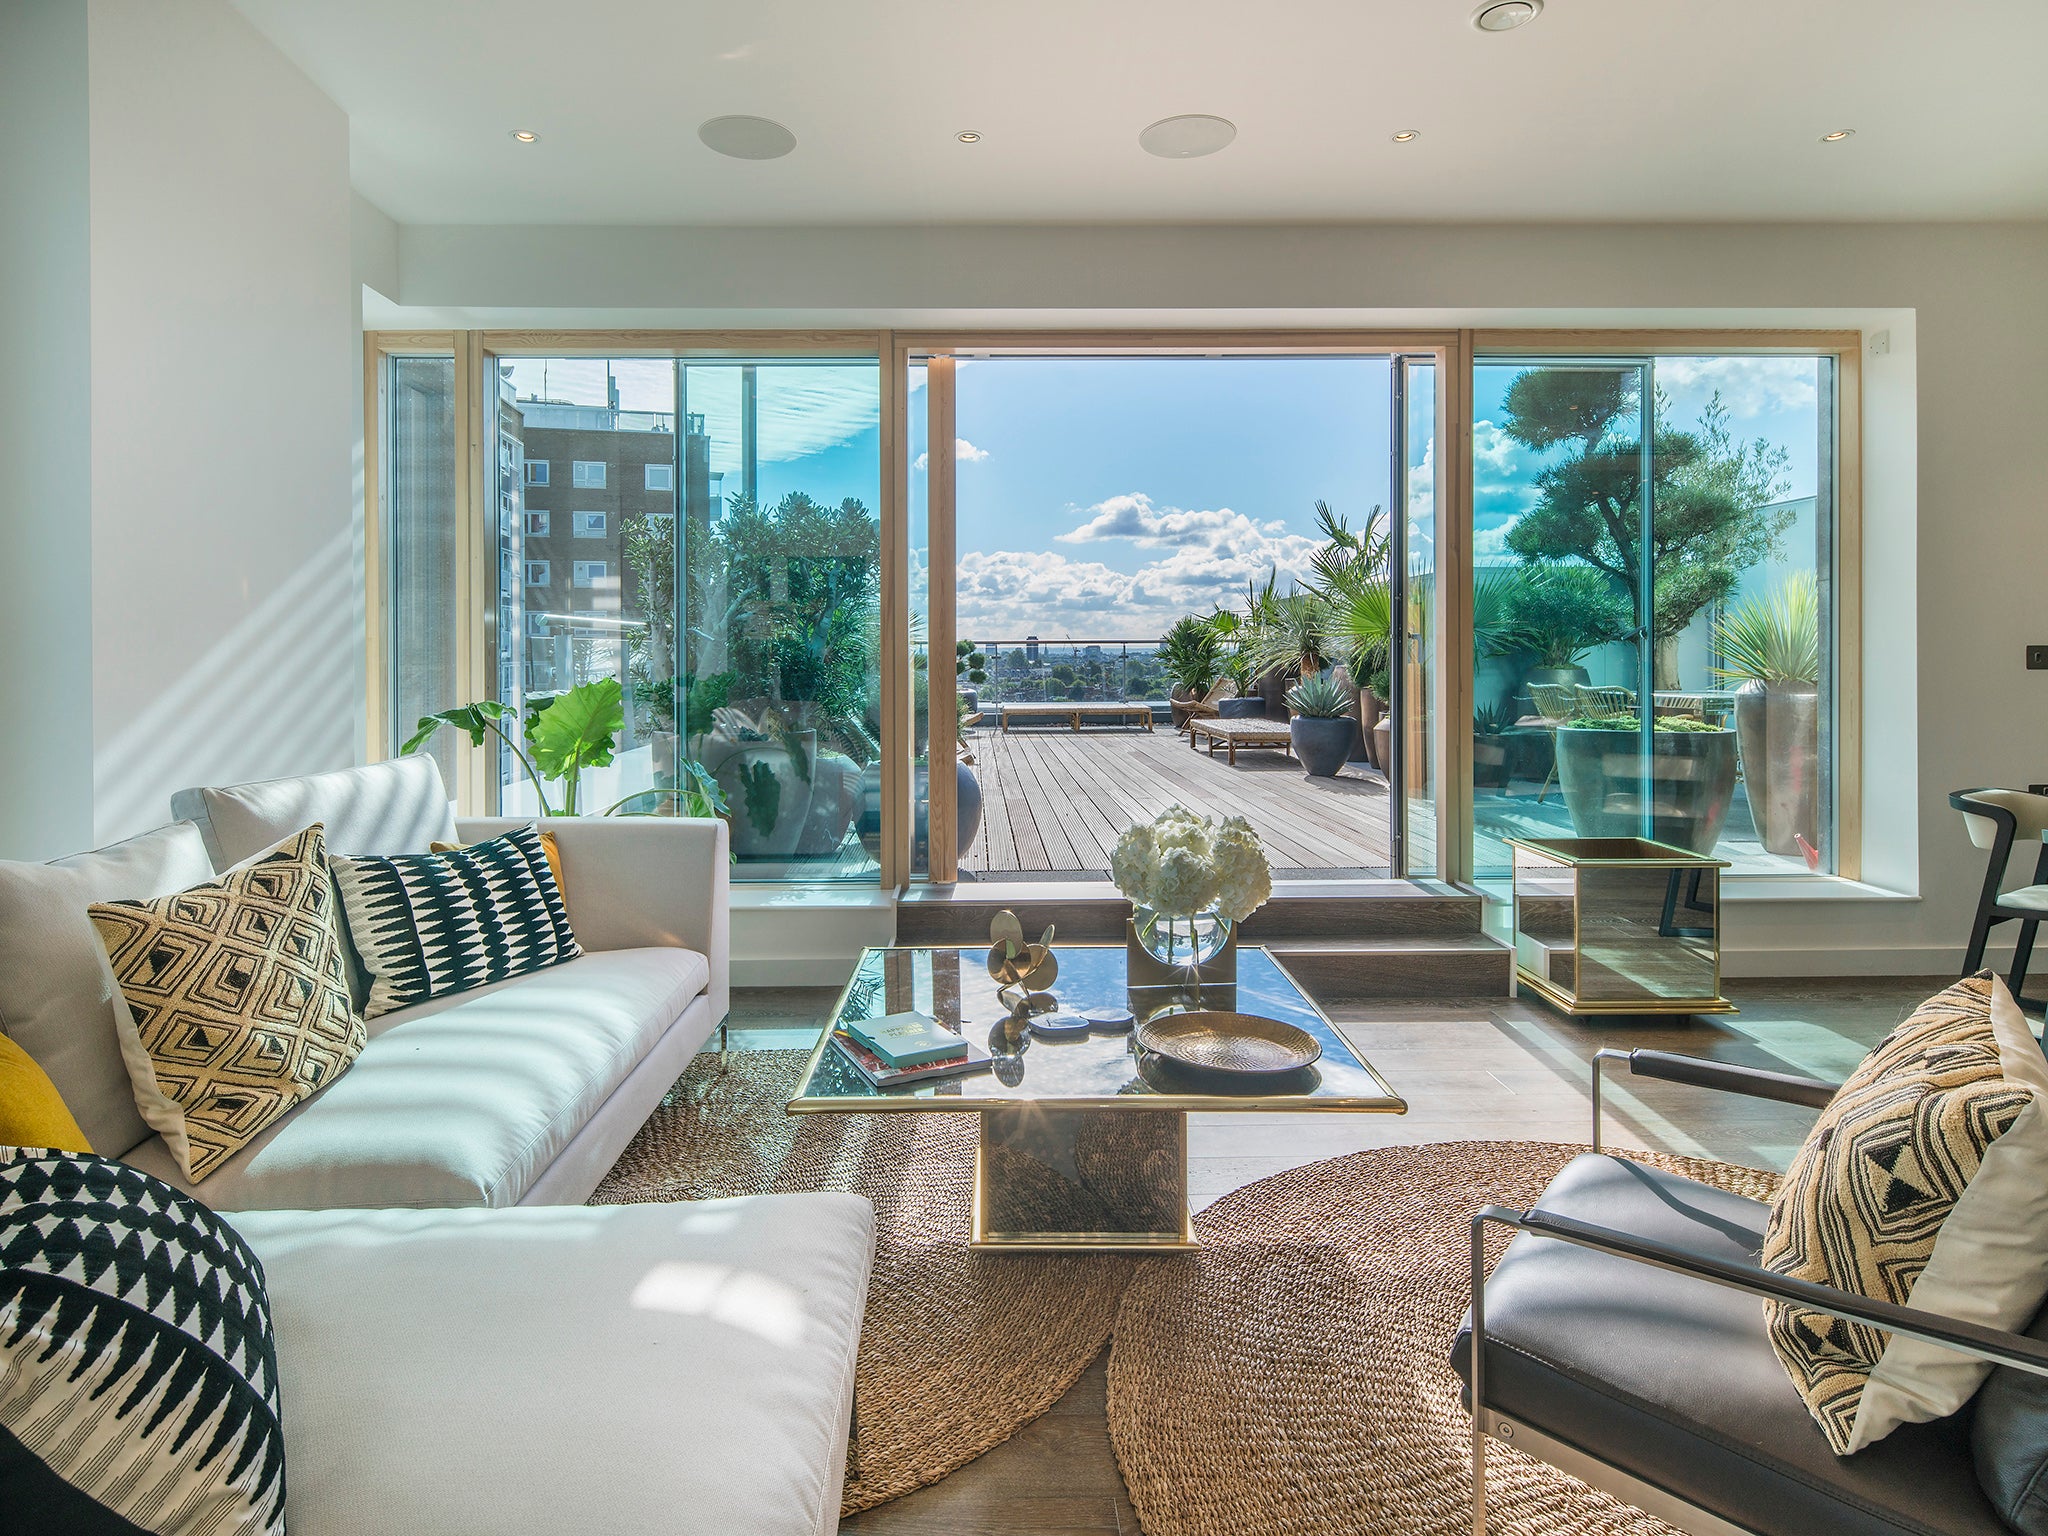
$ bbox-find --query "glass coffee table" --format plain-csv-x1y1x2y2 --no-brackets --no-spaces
787,944,1405,1252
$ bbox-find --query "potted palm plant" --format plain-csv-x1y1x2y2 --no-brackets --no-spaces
1284,672,1356,778
1159,615,1223,729
1712,570,1820,859
1500,563,1632,694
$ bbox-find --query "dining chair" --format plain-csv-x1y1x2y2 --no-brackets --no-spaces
1525,683,1580,803
1573,683,1636,716
1950,788,2048,1008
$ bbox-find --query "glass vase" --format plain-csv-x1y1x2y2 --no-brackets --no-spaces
1131,905,1234,968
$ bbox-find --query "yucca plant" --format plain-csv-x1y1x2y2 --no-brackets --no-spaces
1284,672,1352,719
1711,570,1819,686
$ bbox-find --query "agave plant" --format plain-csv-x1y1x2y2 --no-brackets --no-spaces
1284,671,1352,719
1711,570,1819,686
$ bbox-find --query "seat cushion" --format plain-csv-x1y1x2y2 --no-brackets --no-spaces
0,822,215,1156
172,754,456,870
230,1193,874,1536
121,947,708,1209
1451,1153,2005,1536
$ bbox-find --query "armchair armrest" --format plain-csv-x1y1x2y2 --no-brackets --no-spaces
1591,1048,1839,1152
455,816,730,1021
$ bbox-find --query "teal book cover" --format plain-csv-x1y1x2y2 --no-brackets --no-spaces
843,1010,967,1068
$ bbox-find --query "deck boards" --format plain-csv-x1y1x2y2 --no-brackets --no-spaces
963,719,1393,876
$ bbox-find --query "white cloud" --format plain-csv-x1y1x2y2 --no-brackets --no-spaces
1655,356,1817,420
913,437,990,473
958,490,1322,637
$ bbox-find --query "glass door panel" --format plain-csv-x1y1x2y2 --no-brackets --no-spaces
1470,361,1651,898
1396,356,1436,877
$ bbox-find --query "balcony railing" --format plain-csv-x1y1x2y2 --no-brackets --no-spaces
920,637,1170,707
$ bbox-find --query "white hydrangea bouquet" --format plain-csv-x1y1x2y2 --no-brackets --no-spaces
1111,805,1272,966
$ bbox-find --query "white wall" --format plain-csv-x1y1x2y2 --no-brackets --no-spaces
82,0,357,845
377,219,2048,973
0,2,96,861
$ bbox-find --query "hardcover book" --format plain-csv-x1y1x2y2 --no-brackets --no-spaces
843,1009,970,1068
833,1033,992,1089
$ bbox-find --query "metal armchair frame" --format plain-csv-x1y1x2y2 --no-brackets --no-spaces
1950,788,2048,1010
1467,1047,2048,1536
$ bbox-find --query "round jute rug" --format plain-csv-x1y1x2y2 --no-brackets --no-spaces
1105,1140,1779,1536
589,1049,1134,1515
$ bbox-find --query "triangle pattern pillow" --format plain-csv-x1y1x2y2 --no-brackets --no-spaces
1762,973,2048,1453
329,823,579,1020
0,1145,285,1534
88,823,365,1182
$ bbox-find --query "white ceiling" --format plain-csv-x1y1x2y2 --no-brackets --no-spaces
233,0,2048,226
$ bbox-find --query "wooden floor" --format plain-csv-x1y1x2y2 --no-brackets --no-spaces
964,719,1392,877
730,974,1956,1535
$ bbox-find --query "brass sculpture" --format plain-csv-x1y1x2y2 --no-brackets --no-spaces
988,910,1058,1046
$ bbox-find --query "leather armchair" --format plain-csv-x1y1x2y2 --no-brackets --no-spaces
1452,1049,2048,1536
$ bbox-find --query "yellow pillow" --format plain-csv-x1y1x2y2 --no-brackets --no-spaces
0,1032,93,1153
433,828,567,898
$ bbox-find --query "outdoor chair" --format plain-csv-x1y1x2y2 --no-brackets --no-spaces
1177,677,1238,735
1573,683,1636,716
1951,787,2048,1010
1454,1047,2048,1536
1525,682,1579,802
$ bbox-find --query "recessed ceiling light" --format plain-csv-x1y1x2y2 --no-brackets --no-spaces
1820,129,1855,143
697,115,797,160
1138,114,1238,159
1472,0,1542,31
956,130,982,144
1391,130,1420,143
509,129,540,144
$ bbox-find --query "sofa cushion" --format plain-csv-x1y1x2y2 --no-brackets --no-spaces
90,825,364,1182
1763,975,2048,1453
331,826,581,1020
1,1148,286,1536
230,1193,873,1536
1972,1296,2048,1534
1451,1152,2006,1536
172,755,457,870
0,822,215,1156
0,1034,92,1153
121,946,707,1209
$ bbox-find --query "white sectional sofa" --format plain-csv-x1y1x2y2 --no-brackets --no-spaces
0,755,875,1536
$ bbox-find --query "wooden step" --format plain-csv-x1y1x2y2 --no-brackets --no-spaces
1264,935,1514,1003
896,879,1483,947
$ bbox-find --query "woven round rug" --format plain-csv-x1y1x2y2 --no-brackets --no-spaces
590,1049,1134,1514
1105,1140,1779,1536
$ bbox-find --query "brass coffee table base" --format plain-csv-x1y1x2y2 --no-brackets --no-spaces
969,1106,1198,1252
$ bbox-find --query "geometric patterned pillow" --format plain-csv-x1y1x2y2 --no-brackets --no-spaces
88,824,364,1183
1761,974,2048,1454
0,1146,285,1534
328,823,580,1021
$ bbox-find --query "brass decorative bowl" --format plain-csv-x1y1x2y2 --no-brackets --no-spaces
1134,1011,1322,1076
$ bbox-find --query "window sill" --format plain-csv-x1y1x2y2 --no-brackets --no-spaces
1722,873,1917,902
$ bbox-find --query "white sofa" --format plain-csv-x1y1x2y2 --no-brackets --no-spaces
0,754,875,1535
146,755,733,1209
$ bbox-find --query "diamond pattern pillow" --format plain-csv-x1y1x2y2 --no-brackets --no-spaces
329,823,580,1020
0,1146,285,1534
1762,974,2048,1454
88,823,365,1182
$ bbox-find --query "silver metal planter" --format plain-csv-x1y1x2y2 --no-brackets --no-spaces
1733,681,1819,859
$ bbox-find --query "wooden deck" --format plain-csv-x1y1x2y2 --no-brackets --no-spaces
963,718,1392,877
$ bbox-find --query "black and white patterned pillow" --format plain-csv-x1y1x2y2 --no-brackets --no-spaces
0,1146,285,1535
329,823,581,1019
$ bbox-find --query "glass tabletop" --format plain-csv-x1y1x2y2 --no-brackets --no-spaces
787,945,1405,1113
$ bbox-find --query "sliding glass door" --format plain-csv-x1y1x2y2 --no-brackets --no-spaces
1471,352,1837,893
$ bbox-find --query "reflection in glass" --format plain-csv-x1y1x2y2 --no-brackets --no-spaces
491,356,882,881
386,356,457,788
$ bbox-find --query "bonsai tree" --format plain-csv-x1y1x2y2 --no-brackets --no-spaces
956,640,987,689
1497,372,1793,688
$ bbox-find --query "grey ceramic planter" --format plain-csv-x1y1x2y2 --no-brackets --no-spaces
1555,726,1738,855
1290,715,1355,778
1733,681,1819,858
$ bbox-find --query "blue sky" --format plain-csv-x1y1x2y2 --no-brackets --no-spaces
941,358,1394,640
